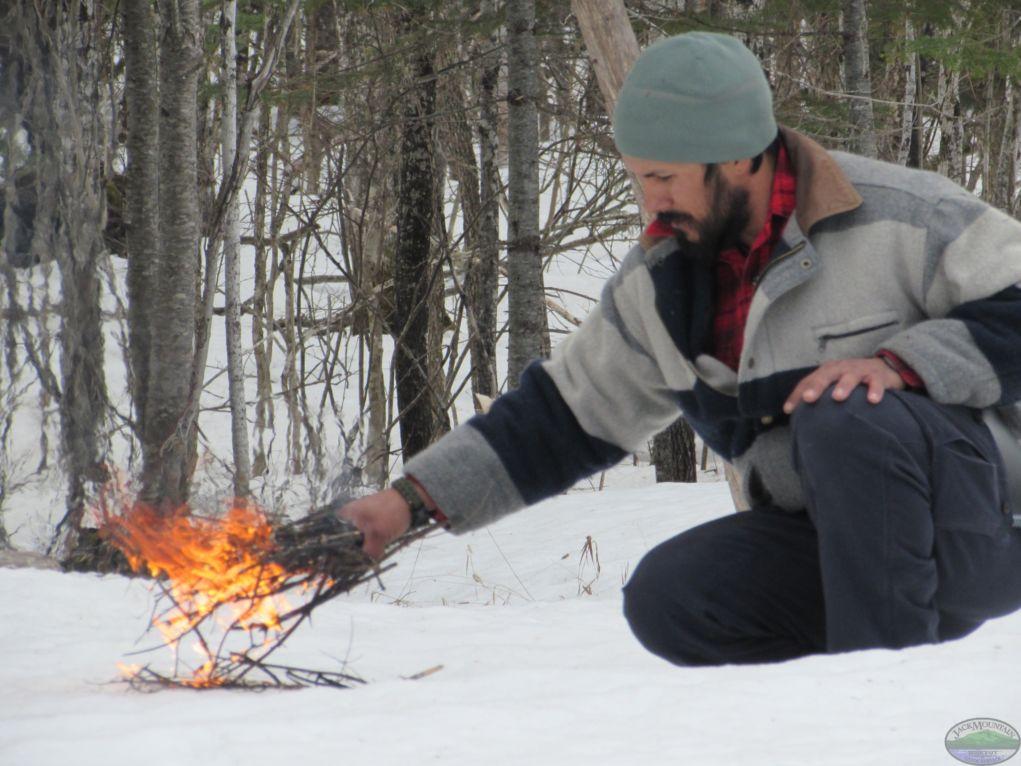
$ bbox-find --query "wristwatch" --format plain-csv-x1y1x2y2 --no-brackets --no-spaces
391,476,433,528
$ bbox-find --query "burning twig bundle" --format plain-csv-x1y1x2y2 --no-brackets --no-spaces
99,489,431,690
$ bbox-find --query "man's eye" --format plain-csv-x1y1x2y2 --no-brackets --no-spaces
653,175,673,182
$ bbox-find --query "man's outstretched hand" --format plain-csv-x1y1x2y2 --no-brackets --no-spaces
783,357,905,414
336,489,412,560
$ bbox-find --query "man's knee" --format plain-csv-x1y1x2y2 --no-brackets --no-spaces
790,385,923,460
622,542,713,666
623,513,825,665
790,385,866,438
622,544,684,661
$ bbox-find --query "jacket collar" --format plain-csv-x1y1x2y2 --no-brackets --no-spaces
780,126,862,232
637,126,863,251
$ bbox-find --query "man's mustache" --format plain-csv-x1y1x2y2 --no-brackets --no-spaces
656,211,695,227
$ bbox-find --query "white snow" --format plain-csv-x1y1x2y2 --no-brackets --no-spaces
3,478,1019,766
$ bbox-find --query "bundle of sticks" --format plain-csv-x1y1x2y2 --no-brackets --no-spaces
102,497,433,690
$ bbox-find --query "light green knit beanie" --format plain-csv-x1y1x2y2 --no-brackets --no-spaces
613,32,777,164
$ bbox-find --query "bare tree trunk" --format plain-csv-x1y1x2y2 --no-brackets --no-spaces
221,0,252,497
949,69,966,183
55,249,108,533
936,59,950,175
302,1,339,194
263,103,296,474
981,69,998,204
650,420,697,482
571,0,640,102
365,313,389,485
0,87,19,546
123,0,160,434
506,0,548,387
251,103,272,478
896,18,916,167
428,136,452,435
994,76,1015,211
841,0,878,157
281,241,303,474
442,61,498,405
1012,83,1021,215
571,0,645,210
13,1,111,549
471,8,501,399
350,153,393,486
905,57,924,170
142,0,201,508
393,42,439,459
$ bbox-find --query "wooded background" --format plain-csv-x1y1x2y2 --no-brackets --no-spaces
1,0,1018,564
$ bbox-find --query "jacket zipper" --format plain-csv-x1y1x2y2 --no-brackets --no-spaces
752,241,807,288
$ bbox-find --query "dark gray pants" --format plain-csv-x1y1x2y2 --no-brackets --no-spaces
623,387,1021,666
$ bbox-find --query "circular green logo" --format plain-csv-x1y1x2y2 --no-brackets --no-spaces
946,718,1020,765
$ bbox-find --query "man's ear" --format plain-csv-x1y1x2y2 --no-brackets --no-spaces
718,157,750,181
733,157,755,176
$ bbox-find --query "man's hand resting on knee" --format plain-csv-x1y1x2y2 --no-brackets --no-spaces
783,357,906,415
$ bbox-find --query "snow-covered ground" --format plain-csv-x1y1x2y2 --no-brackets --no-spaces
3,477,1019,766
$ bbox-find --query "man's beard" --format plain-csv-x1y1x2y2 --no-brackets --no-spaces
656,177,752,266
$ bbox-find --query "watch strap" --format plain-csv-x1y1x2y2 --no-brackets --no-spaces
391,476,432,528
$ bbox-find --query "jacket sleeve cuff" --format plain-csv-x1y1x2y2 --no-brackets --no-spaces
402,424,526,534
403,475,449,524
876,349,926,390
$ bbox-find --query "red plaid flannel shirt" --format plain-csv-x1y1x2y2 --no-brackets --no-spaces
711,144,796,370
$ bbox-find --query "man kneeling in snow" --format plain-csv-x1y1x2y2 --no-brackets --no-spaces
335,32,1021,665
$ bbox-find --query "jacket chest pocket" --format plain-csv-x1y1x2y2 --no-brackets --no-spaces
812,310,901,361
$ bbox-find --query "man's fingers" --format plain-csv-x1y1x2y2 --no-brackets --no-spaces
336,505,360,528
783,377,812,413
361,534,386,561
801,370,837,402
783,384,805,413
336,491,414,560
784,368,838,413
344,515,384,560
829,371,864,401
865,374,886,403
337,505,376,556
784,359,908,414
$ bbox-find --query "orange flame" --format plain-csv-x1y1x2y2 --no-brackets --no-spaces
101,492,299,687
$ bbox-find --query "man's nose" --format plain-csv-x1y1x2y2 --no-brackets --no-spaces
643,188,671,216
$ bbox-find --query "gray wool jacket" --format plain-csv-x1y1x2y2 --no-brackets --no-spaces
404,127,1021,533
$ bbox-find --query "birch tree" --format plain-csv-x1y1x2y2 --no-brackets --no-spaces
896,18,917,167
506,0,548,387
841,0,878,157
459,3,500,404
221,0,252,497
473,13,502,401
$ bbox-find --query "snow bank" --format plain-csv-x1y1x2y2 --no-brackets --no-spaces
2,481,1019,765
